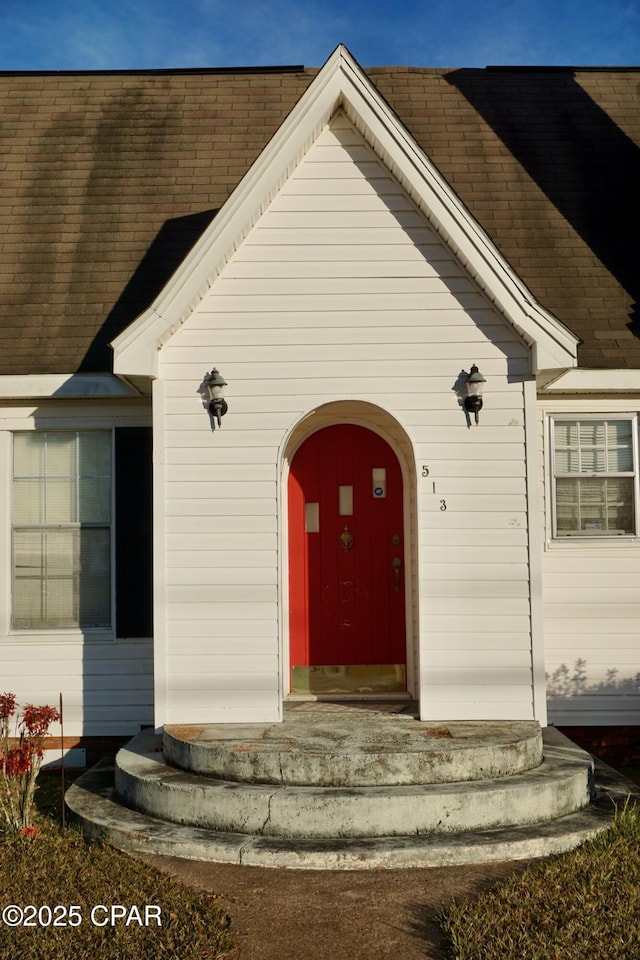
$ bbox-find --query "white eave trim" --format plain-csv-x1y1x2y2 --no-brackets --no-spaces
112,44,579,379
0,374,142,400
539,368,640,394
334,56,579,374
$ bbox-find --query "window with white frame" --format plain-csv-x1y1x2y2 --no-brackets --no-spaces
550,416,639,538
12,430,112,629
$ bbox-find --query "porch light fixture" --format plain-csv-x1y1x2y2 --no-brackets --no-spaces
463,364,486,425
203,367,228,429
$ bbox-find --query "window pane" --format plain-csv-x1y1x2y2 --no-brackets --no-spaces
79,432,111,523
13,434,45,523
46,433,75,477
46,478,77,523
556,477,634,535
555,419,635,476
79,431,111,478
13,432,111,524
305,502,319,533
554,420,578,473
580,447,606,472
609,446,633,472
13,528,110,628
14,529,75,628
554,421,578,446
12,430,112,630
80,478,111,524
578,421,605,446
43,528,77,577
78,529,111,626
338,485,353,515
13,433,45,477
555,449,579,473
44,577,75,626
576,421,606,474
13,578,43,627
14,530,47,579
608,420,632,444
607,421,633,471
14,476,79,525
12,479,45,524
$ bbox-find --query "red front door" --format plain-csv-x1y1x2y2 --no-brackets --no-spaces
288,424,406,694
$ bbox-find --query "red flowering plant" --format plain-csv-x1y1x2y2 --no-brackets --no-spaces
0,694,60,834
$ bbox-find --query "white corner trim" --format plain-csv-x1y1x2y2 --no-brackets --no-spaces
540,368,640,393
112,43,579,378
151,378,168,728
0,374,141,399
523,379,547,725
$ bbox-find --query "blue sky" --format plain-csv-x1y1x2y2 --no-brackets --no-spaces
1,0,638,70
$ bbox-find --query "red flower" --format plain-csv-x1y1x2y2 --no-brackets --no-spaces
20,705,60,737
0,693,16,720
1,744,32,777
18,825,39,839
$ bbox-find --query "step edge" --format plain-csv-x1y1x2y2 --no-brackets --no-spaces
65,760,619,870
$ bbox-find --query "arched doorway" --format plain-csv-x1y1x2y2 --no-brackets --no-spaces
288,423,407,695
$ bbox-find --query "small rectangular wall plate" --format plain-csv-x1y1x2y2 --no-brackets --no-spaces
338,485,353,516
305,502,319,532
372,468,386,498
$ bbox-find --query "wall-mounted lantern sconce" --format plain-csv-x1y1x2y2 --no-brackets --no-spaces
463,364,485,425
203,367,228,429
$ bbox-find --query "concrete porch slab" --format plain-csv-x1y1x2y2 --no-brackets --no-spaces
163,701,544,786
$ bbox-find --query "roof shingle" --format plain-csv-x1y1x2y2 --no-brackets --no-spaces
0,64,638,374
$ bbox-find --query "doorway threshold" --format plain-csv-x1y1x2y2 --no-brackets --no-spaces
285,692,412,702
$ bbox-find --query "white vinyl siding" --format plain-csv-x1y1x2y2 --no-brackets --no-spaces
0,639,153,736
157,113,535,725
540,403,640,725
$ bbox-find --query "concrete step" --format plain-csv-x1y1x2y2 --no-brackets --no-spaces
163,710,543,786
65,755,627,870
114,726,594,839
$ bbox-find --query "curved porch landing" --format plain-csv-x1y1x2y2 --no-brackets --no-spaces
163,701,543,786
66,702,623,870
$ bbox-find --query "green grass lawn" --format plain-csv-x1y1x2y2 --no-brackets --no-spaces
0,771,234,960
4,762,639,960
439,797,640,959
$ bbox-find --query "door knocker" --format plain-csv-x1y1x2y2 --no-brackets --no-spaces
340,526,354,553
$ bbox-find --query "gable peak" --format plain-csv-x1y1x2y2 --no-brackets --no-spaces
112,46,578,379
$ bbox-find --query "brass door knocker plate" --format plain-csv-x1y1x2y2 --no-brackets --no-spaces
340,526,354,553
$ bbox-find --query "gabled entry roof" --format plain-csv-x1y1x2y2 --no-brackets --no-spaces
1,49,638,375
113,46,578,379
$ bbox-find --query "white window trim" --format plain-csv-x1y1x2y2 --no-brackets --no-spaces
9,428,116,637
547,413,640,543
